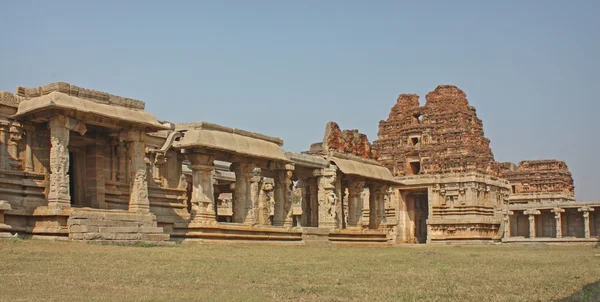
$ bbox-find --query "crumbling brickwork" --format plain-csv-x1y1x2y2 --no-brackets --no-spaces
372,85,498,176
308,121,375,159
500,160,575,195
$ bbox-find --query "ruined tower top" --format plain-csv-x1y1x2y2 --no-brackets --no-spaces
372,85,497,176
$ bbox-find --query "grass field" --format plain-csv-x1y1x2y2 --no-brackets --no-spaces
0,240,599,301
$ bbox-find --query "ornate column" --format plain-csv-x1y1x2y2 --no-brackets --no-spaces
552,208,565,238
273,164,294,227
126,130,149,214
347,179,365,228
578,207,595,239
317,166,338,229
524,209,541,238
256,178,273,226
7,121,22,170
231,162,255,224
47,116,71,208
186,153,216,224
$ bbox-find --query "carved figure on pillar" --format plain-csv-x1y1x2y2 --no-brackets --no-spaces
273,164,294,227
127,131,150,213
317,166,338,229
8,122,22,169
48,116,71,207
257,179,273,225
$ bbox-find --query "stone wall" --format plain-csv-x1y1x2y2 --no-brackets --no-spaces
308,121,375,159
500,159,575,198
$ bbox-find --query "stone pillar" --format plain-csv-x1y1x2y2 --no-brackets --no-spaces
186,154,216,224
504,211,513,239
110,140,118,181
23,124,34,172
552,208,565,238
47,116,71,208
578,207,595,239
347,179,365,228
85,142,106,208
0,118,9,170
317,166,337,229
273,164,294,227
524,209,541,238
7,121,22,169
117,141,127,182
256,177,273,226
126,131,149,214
231,162,255,224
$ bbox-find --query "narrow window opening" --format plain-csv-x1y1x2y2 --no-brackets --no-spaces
410,137,419,146
511,185,517,194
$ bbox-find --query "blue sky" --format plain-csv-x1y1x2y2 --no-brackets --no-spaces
1,1,598,200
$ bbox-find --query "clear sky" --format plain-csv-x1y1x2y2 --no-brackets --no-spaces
1,1,598,201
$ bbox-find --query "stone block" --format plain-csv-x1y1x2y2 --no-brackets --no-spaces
98,227,141,233
141,234,170,241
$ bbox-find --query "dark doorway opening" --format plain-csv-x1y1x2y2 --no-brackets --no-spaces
409,161,421,175
413,192,429,243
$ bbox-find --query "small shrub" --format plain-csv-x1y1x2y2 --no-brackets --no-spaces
9,236,22,244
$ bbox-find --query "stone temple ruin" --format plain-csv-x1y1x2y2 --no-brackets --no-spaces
0,82,597,245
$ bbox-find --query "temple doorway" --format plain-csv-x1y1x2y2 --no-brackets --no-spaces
413,192,429,243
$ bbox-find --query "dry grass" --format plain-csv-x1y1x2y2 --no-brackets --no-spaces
0,240,599,301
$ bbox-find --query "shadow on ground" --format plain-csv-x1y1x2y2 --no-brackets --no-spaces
560,281,600,302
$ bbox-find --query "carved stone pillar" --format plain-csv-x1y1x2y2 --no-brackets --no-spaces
7,121,22,169
347,179,365,228
231,162,255,224
525,209,541,238
186,153,216,224
578,207,595,239
23,124,34,172
317,166,337,229
126,131,149,214
47,116,71,208
552,208,565,238
273,164,294,227
256,178,273,226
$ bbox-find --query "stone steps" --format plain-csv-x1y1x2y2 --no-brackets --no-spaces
67,209,170,244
